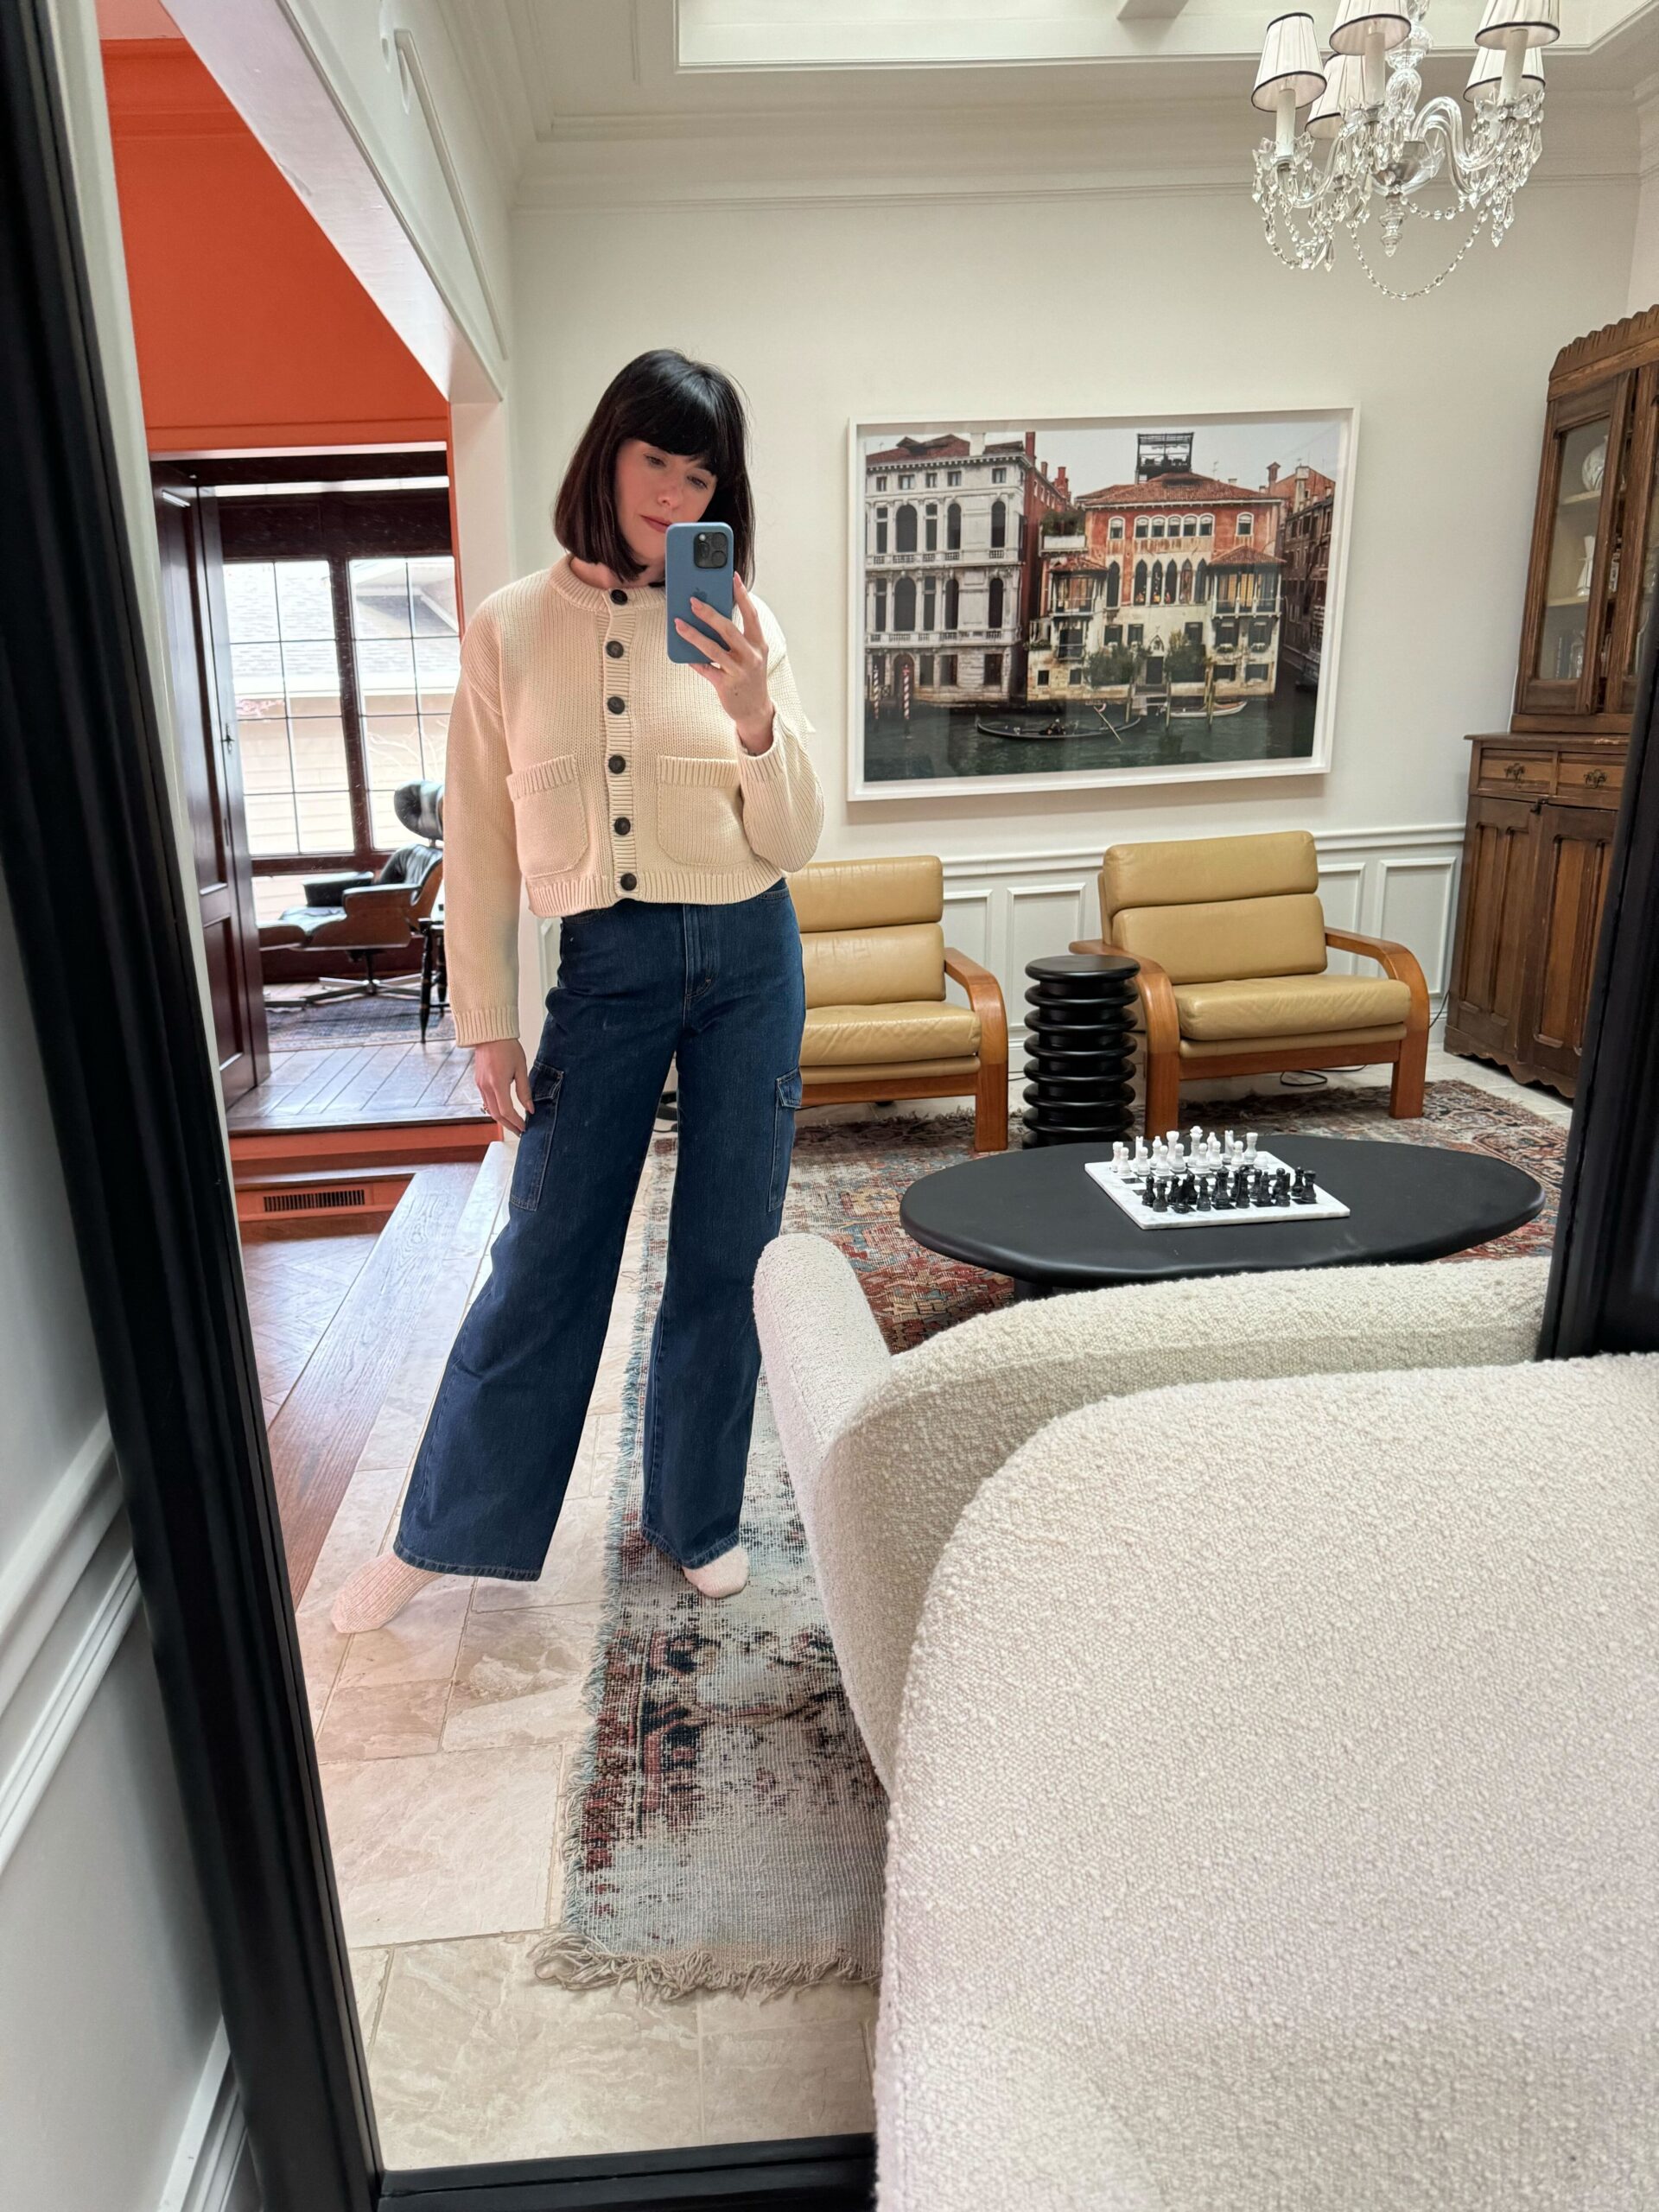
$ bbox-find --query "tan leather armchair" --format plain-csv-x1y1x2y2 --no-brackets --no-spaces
1071,830,1428,1139
784,855,1008,1153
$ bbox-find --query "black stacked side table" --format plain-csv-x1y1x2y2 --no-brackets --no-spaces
1020,952,1141,1149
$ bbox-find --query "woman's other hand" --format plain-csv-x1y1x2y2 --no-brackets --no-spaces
474,1038,532,1135
676,575,774,753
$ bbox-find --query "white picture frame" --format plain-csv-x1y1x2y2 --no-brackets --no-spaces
846,406,1358,804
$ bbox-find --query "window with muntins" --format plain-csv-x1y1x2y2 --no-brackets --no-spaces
220,486,454,921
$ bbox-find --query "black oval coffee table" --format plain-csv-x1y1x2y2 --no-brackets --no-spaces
899,1134,1547,1299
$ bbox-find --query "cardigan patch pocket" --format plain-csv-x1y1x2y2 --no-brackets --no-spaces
656,754,749,871
506,753,589,877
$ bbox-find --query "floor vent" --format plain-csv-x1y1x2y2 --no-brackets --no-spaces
235,1168,412,1232
261,1185,368,1214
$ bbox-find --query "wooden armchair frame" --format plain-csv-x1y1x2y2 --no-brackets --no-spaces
1069,926,1429,1139
798,945,1010,1154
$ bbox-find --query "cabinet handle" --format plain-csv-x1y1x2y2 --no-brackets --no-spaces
1504,761,1529,782
1585,767,1607,788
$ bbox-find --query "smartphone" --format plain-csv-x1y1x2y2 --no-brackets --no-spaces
665,520,734,664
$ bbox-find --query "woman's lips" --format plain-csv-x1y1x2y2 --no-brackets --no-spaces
641,516,671,533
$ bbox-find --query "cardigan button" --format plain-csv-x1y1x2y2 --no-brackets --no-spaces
613,816,631,836
606,639,624,658
606,696,625,715
619,872,638,892
607,753,626,773
609,588,627,605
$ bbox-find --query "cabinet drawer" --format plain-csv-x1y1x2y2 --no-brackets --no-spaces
1476,750,1554,795
1556,752,1624,801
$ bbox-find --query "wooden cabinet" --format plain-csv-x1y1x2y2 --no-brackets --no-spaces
1446,306,1653,1097
1446,737,1622,1094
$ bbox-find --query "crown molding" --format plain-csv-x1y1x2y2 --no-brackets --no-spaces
515,89,1637,210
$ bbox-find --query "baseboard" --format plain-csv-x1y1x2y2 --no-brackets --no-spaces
158,2026,258,2212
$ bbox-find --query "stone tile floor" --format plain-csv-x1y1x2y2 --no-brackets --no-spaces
296,1043,1566,2168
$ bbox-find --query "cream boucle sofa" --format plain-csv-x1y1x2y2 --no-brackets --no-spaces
753,1236,1551,1789
875,1353,1659,2210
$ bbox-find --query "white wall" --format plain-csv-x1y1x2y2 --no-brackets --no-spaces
509,136,1635,1009
0,5,256,2209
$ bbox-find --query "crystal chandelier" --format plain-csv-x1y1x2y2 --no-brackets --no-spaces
1250,0,1559,298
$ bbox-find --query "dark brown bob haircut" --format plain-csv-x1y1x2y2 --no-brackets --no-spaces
554,349,754,583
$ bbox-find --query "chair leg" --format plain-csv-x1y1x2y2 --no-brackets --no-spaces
1389,1028,1427,1119
1143,1044,1180,1142
974,1057,1009,1154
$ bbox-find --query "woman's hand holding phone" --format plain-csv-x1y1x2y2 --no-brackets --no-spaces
675,575,774,753
474,1038,532,1135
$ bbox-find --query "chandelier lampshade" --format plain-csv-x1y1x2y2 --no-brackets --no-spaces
1326,0,1412,54
1251,12,1327,109
1467,39,1544,96
1307,52,1370,134
1473,0,1560,45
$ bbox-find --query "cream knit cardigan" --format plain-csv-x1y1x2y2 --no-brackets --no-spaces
442,554,826,1045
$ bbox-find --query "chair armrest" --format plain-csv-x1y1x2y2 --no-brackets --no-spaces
1325,927,1431,1031
1070,937,1179,1054
753,1234,892,1484
943,947,1007,1065
302,869,374,906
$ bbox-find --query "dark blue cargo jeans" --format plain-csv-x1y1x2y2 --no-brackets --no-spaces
393,878,806,1577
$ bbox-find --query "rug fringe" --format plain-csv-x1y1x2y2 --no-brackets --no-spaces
529,1925,878,2005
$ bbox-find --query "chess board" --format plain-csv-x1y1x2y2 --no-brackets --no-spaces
1084,1141,1351,1232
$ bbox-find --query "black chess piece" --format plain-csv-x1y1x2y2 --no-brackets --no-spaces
1149,1177,1169,1212
1232,1166,1250,1205
1173,1174,1195,1213
1291,1167,1317,1205
1251,1170,1269,1206
1211,1176,1232,1211
1273,1169,1292,1208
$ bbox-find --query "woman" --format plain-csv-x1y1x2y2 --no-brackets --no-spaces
332,350,823,1632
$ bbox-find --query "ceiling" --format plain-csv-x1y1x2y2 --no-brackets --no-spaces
429,0,1657,214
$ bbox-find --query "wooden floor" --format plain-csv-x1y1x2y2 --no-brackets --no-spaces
229,1039,488,1134
245,1161,487,1596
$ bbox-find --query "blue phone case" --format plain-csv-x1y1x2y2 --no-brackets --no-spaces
665,521,734,664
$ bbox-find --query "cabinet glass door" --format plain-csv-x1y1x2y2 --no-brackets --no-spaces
1519,378,1624,722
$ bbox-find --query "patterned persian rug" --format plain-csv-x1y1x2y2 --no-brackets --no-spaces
534,1078,1566,1999
264,990,455,1048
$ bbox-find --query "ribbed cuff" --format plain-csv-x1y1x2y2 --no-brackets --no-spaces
736,709,792,781
454,1004,520,1046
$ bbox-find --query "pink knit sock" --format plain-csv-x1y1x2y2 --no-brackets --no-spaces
329,1554,442,1634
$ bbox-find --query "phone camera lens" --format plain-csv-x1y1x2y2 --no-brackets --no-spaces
693,531,725,569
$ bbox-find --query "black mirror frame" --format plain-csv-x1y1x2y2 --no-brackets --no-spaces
0,6,874,2208
1537,495,1659,1358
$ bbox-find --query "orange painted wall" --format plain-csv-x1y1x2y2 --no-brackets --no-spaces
102,41,448,453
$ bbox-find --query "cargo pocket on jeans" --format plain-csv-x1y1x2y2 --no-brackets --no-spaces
767,1065,803,1217
509,1065,565,1212
507,754,589,878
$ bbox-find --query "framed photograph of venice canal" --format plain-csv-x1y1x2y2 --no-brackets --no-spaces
847,409,1357,800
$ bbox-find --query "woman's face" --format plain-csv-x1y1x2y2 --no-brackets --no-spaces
613,437,715,576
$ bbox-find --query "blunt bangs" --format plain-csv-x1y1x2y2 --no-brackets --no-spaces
553,349,756,582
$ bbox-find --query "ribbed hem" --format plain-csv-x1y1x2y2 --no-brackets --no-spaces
524,866,782,913
453,1003,521,1046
